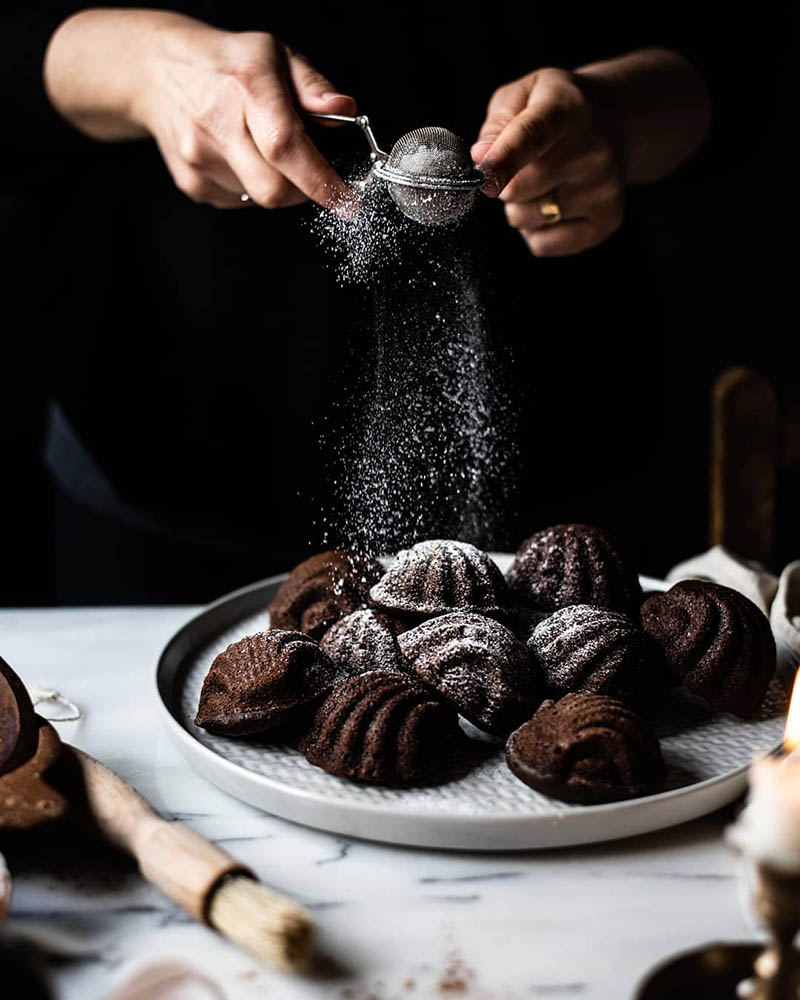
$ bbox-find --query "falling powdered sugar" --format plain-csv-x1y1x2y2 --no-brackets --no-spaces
309,167,518,555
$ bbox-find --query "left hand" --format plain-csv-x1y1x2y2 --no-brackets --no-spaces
472,68,623,257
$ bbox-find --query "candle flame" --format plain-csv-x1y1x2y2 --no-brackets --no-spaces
784,669,800,752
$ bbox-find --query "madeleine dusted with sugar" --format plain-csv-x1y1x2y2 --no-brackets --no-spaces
527,604,658,704
269,550,384,638
320,609,407,676
506,524,642,617
370,540,509,619
641,580,776,717
399,612,538,736
195,630,336,736
299,671,463,785
506,693,665,804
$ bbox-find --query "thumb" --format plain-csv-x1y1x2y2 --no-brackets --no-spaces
472,78,566,196
287,50,357,118
471,77,530,193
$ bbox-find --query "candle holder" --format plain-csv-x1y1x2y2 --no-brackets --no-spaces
742,863,800,998
636,853,800,999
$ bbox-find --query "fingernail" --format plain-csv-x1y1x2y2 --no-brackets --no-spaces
322,92,350,103
478,162,503,198
470,136,497,161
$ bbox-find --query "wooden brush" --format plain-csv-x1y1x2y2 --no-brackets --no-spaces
0,655,314,970
65,748,316,970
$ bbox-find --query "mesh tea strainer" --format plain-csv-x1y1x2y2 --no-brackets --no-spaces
311,113,483,225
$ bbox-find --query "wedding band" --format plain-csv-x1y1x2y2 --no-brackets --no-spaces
538,194,562,225
240,192,251,203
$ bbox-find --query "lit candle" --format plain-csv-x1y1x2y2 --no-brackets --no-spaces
727,669,800,873
783,667,800,756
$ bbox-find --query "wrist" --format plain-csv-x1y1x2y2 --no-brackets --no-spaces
573,49,711,185
45,9,214,141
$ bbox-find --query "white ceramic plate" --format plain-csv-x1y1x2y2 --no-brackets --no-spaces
156,555,790,851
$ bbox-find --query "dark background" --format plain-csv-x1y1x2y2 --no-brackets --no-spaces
0,4,795,605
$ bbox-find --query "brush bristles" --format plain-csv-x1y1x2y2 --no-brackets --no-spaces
208,875,314,970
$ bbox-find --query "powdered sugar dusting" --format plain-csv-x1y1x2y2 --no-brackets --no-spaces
320,609,407,676
370,539,508,615
399,611,536,736
529,604,651,700
308,166,517,555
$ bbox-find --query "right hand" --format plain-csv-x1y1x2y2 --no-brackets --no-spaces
47,11,357,211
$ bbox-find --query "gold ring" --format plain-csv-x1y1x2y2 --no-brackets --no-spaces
538,194,562,225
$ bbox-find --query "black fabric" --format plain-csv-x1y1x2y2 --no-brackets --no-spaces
0,4,792,604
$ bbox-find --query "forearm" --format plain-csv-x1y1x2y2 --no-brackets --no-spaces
44,7,205,141
576,48,711,185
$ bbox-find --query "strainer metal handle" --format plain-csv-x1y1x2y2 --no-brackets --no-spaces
309,113,388,162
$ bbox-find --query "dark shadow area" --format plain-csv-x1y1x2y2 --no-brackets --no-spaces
0,8,793,604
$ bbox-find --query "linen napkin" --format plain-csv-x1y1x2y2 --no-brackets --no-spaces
666,545,800,666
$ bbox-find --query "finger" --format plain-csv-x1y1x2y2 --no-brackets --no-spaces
478,102,572,198
473,74,576,198
504,196,572,232
181,173,255,210
505,182,622,234
498,155,567,205
521,219,614,257
202,156,251,196
244,45,355,210
159,142,256,209
287,50,357,118
503,182,585,231
501,138,618,204
225,130,308,209
471,77,531,163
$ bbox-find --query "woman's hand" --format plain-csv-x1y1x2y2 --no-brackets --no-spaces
472,51,711,257
471,67,622,257
45,10,357,211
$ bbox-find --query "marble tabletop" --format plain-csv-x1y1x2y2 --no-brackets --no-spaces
0,607,766,1000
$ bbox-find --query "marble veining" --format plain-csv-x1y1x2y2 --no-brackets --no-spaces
0,607,768,1000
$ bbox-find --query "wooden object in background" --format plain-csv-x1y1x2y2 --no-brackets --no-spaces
710,368,777,565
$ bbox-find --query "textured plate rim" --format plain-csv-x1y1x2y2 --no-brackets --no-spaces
155,564,786,848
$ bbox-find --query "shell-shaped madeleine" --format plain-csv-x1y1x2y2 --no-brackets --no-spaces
506,524,642,616
370,540,509,617
320,609,407,676
269,550,384,638
195,630,336,736
641,580,776,717
399,612,537,736
506,693,665,804
527,604,657,704
299,671,462,785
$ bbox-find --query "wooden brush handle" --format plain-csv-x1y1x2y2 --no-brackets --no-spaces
66,746,247,922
